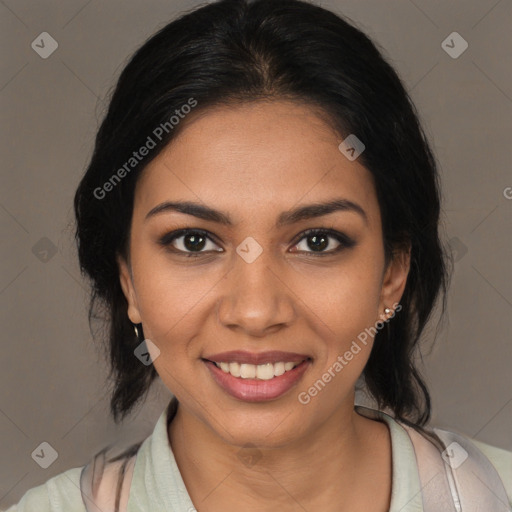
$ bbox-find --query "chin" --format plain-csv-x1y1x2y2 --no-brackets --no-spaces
211,403,308,449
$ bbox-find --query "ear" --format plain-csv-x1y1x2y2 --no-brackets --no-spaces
378,244,411,319
117,254,142,325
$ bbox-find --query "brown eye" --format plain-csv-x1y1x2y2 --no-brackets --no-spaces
181,232,207,251
291,229,356,256
158,229,222,256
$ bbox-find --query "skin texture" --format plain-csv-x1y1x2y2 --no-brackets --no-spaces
118,100,410,511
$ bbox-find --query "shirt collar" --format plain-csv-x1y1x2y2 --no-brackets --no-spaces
127,397,195,511
355,405,424,512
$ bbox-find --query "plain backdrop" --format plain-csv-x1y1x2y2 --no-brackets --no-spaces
1,0,511,507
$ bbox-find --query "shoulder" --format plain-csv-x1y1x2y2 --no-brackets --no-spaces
468,437,512,505
3,439,143,512
417,425,512,509
356,406,512,510
2,467,85,512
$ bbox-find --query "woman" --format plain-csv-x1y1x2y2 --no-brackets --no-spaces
5,0,511,511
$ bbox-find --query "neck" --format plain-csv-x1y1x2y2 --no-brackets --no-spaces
167,396,391,511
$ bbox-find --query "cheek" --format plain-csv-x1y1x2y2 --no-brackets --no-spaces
291,261,384,403
293,263,383,406
129,247,212,355
293,253,383,339
130,258,209,397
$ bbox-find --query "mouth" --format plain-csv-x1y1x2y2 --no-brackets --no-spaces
208,360,305,379
202,351,312,402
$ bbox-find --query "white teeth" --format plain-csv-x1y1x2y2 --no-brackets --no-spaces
274,362,285,376
213,360,304,379
229,362,241,377
240,363,256,379
256,363,274,380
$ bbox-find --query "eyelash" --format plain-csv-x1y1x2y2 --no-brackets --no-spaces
158,228,356,258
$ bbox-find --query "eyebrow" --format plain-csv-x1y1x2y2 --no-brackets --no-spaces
144,198,368,227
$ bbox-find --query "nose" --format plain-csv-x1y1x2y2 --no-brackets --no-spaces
216,247,296,337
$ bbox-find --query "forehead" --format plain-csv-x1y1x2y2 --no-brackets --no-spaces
135,101,379,226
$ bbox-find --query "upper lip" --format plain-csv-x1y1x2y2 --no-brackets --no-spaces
203,350,311,365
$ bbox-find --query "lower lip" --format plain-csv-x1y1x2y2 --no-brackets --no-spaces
204,359,311,402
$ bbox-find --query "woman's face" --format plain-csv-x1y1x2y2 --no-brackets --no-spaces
119,100,409,447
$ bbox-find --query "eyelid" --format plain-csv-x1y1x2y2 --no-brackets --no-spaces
289,228,356,256
158,227,355,256
158,228,221,252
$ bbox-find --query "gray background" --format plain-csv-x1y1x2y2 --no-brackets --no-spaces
1,0,511,507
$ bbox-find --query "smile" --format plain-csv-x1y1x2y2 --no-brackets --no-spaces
213,360,302,380
202,351,312,402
